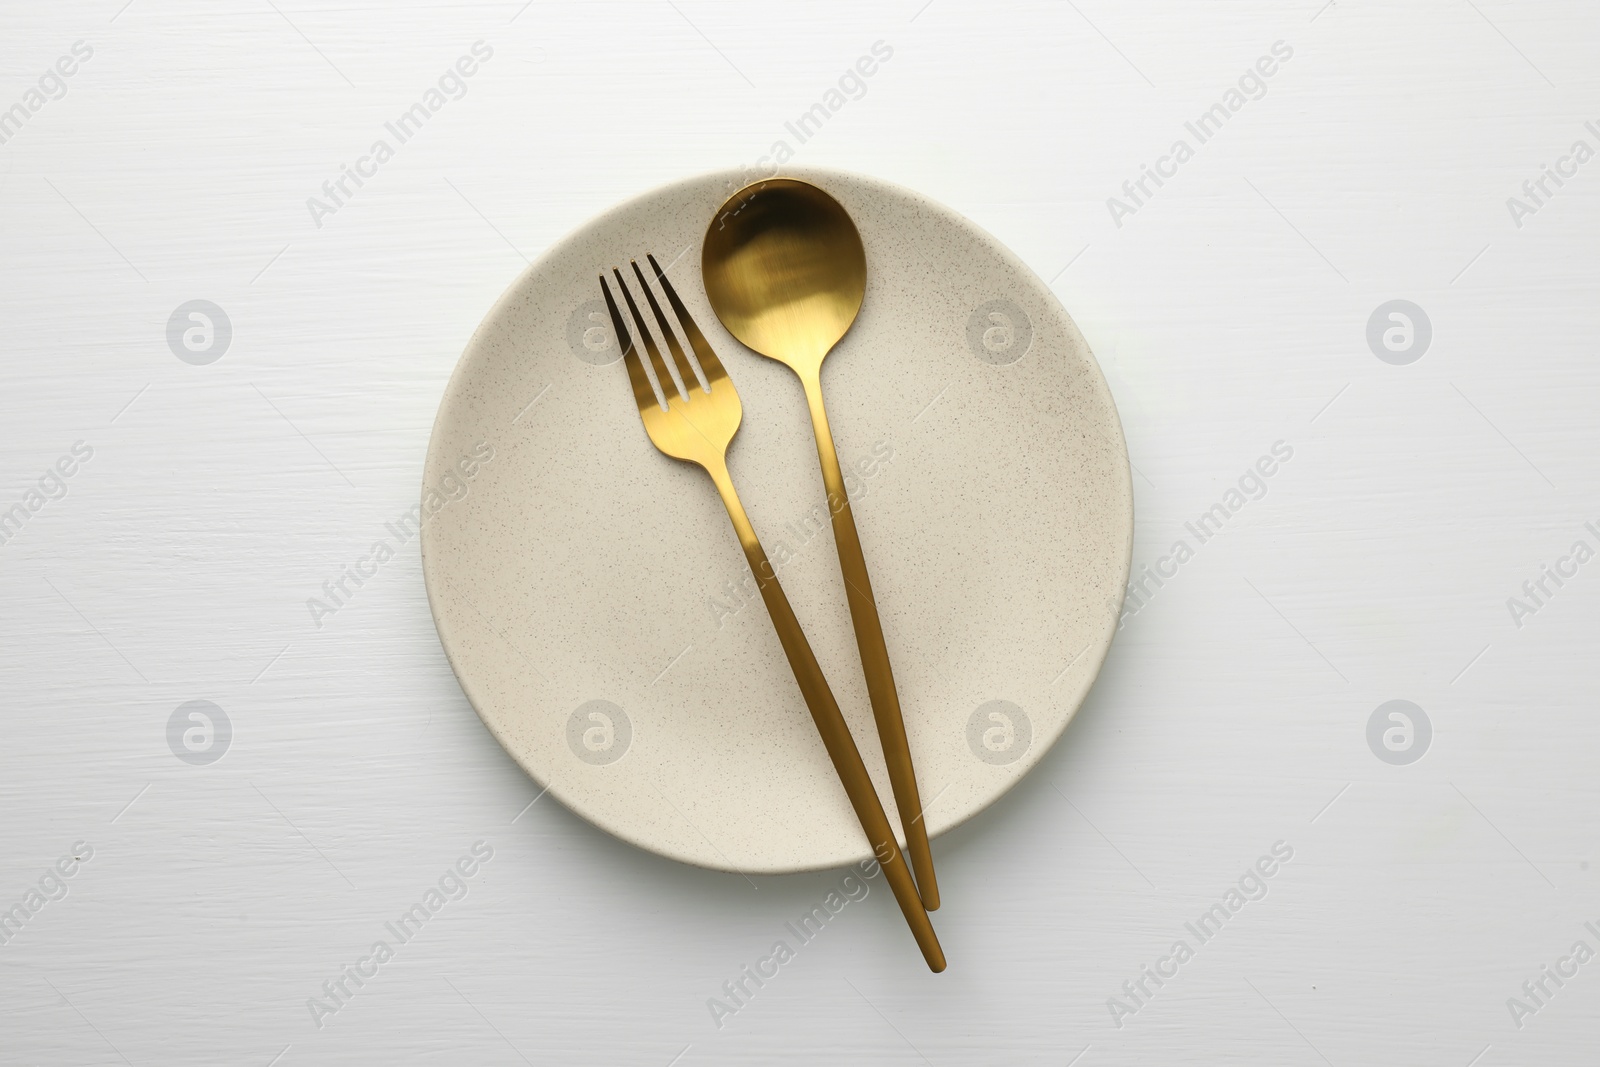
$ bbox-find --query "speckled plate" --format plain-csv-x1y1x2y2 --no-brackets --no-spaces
421,167,1132,874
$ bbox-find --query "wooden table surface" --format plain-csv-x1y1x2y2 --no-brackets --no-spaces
2,1,1596,1063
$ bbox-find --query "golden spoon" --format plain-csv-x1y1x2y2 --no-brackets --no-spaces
702,178,939,910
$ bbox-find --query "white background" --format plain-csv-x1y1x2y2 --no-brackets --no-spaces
2,1,1597,1064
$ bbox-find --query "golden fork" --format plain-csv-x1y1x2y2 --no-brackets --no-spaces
601,256,945,972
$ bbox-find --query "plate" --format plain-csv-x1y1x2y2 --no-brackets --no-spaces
421,167,1132,874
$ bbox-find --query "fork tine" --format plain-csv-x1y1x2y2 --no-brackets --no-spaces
612,268,678,408
631,260,705,396
647,253,729,386
600,274,662,413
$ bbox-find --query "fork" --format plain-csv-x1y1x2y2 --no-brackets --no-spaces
601,256,945,972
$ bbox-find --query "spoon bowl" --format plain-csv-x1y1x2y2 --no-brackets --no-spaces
702,179,867,374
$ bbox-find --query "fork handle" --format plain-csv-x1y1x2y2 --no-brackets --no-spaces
704,457,946,973
800,374,939,912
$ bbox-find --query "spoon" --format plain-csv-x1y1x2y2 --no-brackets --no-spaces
702,178,939,911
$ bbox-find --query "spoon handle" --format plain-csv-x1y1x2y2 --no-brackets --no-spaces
704,457,946,972
799,374,940,911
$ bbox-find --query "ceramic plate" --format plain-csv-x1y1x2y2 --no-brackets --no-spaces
421,167,1132,874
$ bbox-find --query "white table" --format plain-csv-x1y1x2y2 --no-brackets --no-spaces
2,1,1595,1063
